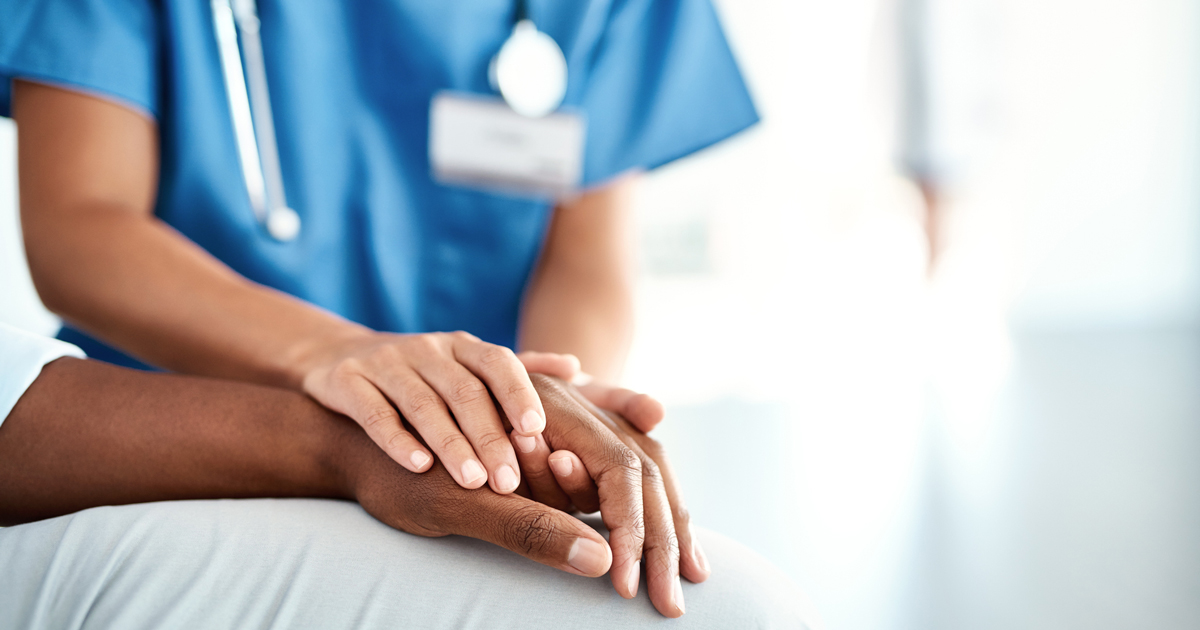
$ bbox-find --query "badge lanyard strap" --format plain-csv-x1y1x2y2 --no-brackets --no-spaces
211,0,300,242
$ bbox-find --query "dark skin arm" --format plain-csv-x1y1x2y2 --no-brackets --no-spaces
0,360,704,616
0,358,347,523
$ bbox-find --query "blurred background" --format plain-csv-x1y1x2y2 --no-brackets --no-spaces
3,0,1198,628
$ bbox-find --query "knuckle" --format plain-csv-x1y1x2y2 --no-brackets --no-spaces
644,527,681,563
672,506,692,530
641,459,663,484
384,430,412,453
361,407,396,431
473,430,510,454
502,506,559,556
451,330,478,343
479,344,516,367
437,431,469,453
414,334,442,354
407,392,442,417
372,343,403,363
448,379,489,406
615,512,648,549
609,444,641,475
330,358,363,380
505,381,534,400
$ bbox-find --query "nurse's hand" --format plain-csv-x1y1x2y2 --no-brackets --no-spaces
298,330,580,493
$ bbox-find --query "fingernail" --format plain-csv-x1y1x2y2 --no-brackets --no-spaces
567,538,609,576
495,464,520,493
461,460,487,486
571,371,594,386
549,454,573,477
410,451,431,470
513,434,537,454
627,560,640,597
517,409,544,434
694,539,710,574
674,577,686,615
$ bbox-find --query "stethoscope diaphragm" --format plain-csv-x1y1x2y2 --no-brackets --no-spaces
491,19,567,118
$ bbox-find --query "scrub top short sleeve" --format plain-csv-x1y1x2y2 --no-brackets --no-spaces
0,323,86,428
0,0,160,118
552,0,760,185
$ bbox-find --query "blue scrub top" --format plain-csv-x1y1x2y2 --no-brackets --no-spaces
0,0,758,369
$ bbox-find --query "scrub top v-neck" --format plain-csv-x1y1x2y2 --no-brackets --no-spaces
0,0,759,370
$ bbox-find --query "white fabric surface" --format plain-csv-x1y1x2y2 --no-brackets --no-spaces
0,322,83,427
0,498,820,629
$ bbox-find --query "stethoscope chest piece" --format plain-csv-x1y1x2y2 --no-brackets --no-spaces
492,19,567,118
266,205,301,242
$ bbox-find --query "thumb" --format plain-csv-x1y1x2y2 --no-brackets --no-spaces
454,490,613,578
575,382,665,433
517,352,582,382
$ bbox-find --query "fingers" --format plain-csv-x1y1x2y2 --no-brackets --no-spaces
304,333,576,494
635,453,685,618
530,374,645,601
510,432,573,512
654,449,710,584
357,453,613,579
579,394,707,583
370,370,490,490
576,382,666,433
517,351,581,382
419,360,521,494
317,372,433,474
449,487,613,578
548,450,600,514
560,382,695,613
453,336,546,436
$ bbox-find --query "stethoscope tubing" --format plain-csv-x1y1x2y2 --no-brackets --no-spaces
212,0,299,241
211,0,564,241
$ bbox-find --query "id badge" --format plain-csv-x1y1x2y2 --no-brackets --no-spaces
429,92,586,199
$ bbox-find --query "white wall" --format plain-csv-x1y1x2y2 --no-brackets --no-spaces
999,0,1200,330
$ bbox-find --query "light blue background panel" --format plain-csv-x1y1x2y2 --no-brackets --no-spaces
0,0,758,368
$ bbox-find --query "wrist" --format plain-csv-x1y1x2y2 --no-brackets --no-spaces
315,407,371,501
282,322,374,389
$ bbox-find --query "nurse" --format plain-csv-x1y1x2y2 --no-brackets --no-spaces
2,0,757,617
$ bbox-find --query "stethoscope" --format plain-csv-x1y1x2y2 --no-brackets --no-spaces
211,0,568,242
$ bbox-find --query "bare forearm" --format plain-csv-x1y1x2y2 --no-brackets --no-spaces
23,205,364,387
519,272,634,382
15,79,364,388
518,176,638,382
0,358,358,525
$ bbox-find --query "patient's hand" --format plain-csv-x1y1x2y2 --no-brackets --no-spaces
518,375,707,617
341,375,701,618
